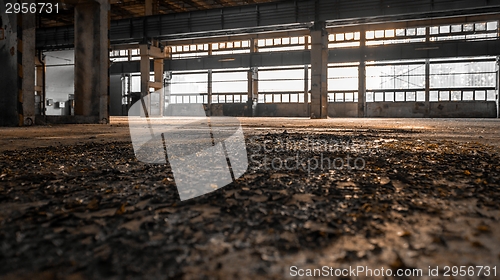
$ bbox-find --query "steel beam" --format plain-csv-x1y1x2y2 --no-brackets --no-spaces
36,0,500,49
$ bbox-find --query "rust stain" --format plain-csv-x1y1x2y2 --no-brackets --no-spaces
10,46,15,56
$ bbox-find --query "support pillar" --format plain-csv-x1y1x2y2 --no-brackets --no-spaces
164,71,172,115
207,44,212,115
248,67,258,117
35,54,46,116
140,43,168,117
248,39,258,117
310,21,328,119
304,35,310,116
497,57,500,118
425,59,431,117
425,27,431,118
145,0,158,16
358,29,366,118
74,0,110,123
0,5,35,126
208,69,213,115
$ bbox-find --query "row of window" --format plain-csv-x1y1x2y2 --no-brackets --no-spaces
110,20,499,62
166,90,497,104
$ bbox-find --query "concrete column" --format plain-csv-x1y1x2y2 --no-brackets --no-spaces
0,7,36,127
164,71,172,115
21,13,36,126
310,21,328,119
497,57,500,118
425,27,431,118
0,6,18,126
358,28,366,118
425,59,431,117
74,0,110,123
304,36,310,116
35,54,46,116
207,44,212,115
248,39,258,117
140,46,151,117
154,56,164,116
208,69,213,115
140,44,167,117
145,0,158,15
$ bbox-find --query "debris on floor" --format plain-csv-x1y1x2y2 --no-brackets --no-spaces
1,131,499,279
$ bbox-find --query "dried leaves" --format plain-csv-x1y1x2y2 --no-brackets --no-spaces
0,135,499,279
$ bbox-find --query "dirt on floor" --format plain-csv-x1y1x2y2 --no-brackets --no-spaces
0,118,499,279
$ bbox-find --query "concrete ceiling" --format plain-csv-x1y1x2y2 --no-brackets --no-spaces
39,0,281,27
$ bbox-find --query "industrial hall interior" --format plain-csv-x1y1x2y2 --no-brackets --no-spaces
1,0,500,279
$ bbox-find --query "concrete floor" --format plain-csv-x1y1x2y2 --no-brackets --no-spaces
1,117,499,279
0,117,499,151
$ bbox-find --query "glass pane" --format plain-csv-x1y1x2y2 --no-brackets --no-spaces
366,92,374,102
451,91,461,101
226,95,233,103
274,94,281,103
328,93,335,102
290,94,298,102
265,94,273,103
487,90,496,101
439,91,449,101
440,26,450,33
430,91,438,102
366,31,375,39
375,92,384,101
406,92,416,101
463,91,473,101
451,25,462,33
385,92,394,102
463,23,474,32
417,91,425,102
430,26,439,35
487,21,498,31
282,94,290,103
475,23,486,31
258,94,264,103
395,92,405,101
335,93,344,102
475,90,486,101
345,92,354,102
298,93,304,103
406,28,416,36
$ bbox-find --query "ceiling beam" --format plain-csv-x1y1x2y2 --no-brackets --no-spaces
162,0,188,12
110,4,137,18
182,0,211,10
